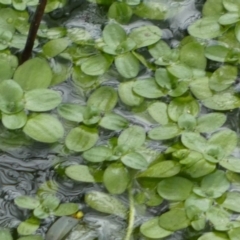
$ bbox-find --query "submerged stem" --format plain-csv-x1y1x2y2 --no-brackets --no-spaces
20,0,47,64
124,185,135,240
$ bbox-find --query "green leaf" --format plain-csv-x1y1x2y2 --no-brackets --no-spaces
65,165,95,182
0,229,12,240
81,54,113,76
203,0,224,17
178,113,197,131
157,176,193,201
137,161,181,178
181,132,207,152
83,146,112,162
17,218,40,236
223,0,240,12
155,68,173,89
185,194,212,212
43,38,69,57
53,203,78,216
24,89,61,112
193,170,230,198
13,58,52,91
50,61,71,86
99,113,129,130
33,205,49,219
108,2,133,24
222,192,240,212
198,232,229,240
205,45,231,62
115,52,140,78
118,81,144,107
188,17,223,39
67,28,91,44
190,77,213,100
85,191,127,218
149,40,172,60
220,157,240,173
167,63,192,79
140,218,172,239
17,236,43,240
209,65,237,92
148,124,181,140
219,13,240,25
118,125,146,149
103,23,126,48
41,194,60,210
103,163,130,194
65,126,98,152
129,25,162,48
133,78,165,98
87,86,118,112
121,152,148,170
0,59,14,82
147,102,169,125
158,208,190,231
14,196,40,209
228,227,240,240
2,111,27,130
196,113,226,133
23,114,64,143
57,104,84,122
235,22,240,42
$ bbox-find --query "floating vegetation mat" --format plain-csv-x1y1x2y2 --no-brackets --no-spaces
1,0,240,239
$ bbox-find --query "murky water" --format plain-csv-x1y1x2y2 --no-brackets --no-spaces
2,0,239,239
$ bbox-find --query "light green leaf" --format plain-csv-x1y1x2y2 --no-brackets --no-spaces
228,227,240,240
118,81,144,107
147,102,169,125
57,104,84,122
83,146,112,162
24,89,61,112
118,125,146,149
235,22,240,42
181,132,207,152
13,58,52,90
133,78,165,98
0,59,14,82
158,208,190,231
43,38,69,57
87,86,118,112
67,28,91,44
190,77,213,100
167,63,192,79
2,111,27,130
102,23,126,48
85,191,127,218
99,113,129,130
223,0,240,12
103,163,130,194
219,13,240,25
33,205,49,219
65,126,98,152
23,114,64,143
115,52,140,78
220,157,240,173
155,68,173,89
140,218,172,239
50,61,71,86
222,192,240,212
185,194,212,212
149,40,172,60
198,232,229,240
14,196,40,209
65,165,95,182
178,113,197,131
148,124,181,140
121,152,148,170
81,54,113,76
41,195,60,210
129,25,161,48
137,161,181,178
17,218,40,236
0,229,12,240
188,17,223,39
53,203,78,216
196,113,226,133
157,176,193,201
205,45,231,62
193,170,230,198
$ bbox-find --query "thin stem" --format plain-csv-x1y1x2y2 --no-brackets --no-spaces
20,0,47,64
124,185,135,240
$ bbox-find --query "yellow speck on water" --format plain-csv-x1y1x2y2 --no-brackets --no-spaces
72,211,84,219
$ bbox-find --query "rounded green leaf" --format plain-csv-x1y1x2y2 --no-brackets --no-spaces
178,113,197,131
2,111,27,130
41,195,60,210
81,54,113,76
121,152,148,170
14,196,40,209
83,146,112,162
185,194,212,212
33,205,49,219
204,45,231,62
87,86,118,112
219,13,240,25
148,102,169,125
99,113,129,130
190,77,213,100
118,81,144,107
65,165,95,182
155,68,173,89
167,63,192,79
0,229,12,240
198,232,229,240
181,132,207,152
0,59,14,82
24,89,61,112
148,124,181,140
85,191,127,218
118,125,146,149
13,58,52,91
17,218,40,236
222,191,240,212
57,103,84,122
188,17,222,39
43,38,69,57
129,25,162,48
138,161,181,178
158,208,190,231
133,78,165,98
115,52,140,78
103,163,130,194
157,176,193,201
220,157,240,173
140,218,172,239
23,114,64,143
53,203,78,216
65,126,98,152
228,227,240,240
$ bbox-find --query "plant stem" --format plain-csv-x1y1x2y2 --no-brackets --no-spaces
20,0,47,64
124,185,135,240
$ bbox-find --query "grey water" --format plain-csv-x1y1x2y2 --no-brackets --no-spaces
1,0,237,239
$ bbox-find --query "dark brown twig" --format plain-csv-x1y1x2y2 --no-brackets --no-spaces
20,0,47,64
